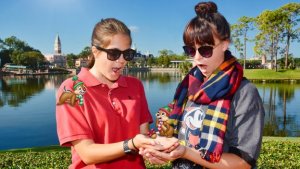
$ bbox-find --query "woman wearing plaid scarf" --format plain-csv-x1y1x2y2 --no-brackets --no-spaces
140,1,265,169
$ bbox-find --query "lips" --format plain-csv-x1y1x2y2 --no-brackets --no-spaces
197,64,207,69
112,67,122,73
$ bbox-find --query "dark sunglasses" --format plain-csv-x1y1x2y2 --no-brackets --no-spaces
94,46,136,61
183,44,220,58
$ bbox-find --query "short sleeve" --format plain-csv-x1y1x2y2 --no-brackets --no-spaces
226,80,265,168
56,79,93,147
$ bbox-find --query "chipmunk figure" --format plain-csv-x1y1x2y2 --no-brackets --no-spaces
155,106,174,138
57,76,87,106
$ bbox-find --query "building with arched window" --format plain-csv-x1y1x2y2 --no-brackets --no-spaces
44,34,66,67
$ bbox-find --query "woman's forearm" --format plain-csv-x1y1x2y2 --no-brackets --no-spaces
183,147,251,169
71,122,153,165
72,139,127,165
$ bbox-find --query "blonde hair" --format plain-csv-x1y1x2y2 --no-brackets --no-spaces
87,18,132,68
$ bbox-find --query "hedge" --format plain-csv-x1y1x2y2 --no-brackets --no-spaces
0,138,299,168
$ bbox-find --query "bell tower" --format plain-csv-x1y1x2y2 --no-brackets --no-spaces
54,34,61,54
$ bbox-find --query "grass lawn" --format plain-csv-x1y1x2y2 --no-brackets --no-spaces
244,69,300,80
0,145,69,153
0,137,299,168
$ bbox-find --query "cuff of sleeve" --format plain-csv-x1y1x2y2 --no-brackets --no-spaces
229,146,256,168
60,134,92,147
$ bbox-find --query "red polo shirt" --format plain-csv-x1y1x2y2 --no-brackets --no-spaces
56,68,152,169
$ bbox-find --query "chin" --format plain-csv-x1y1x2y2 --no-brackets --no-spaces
200,70,209,78
109,75,120,81
198,67,206,74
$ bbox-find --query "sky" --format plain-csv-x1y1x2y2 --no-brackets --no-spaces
0,0,299,58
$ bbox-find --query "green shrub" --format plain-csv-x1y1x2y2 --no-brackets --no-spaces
0,138,299,168
0,151,70,169
258,139,300,169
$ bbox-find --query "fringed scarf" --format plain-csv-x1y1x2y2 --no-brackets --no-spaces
168,50,243,162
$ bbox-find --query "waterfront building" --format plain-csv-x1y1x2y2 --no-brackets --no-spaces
1,63,33,75
130,43,154,68
75,58,88,68
45,34,66,67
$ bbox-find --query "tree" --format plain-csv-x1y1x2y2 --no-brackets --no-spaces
78,46,91,58
279,3,300,69
23,51,45,69
158,49,169,57
1,36,43,68
146,56,155,67
162,56,171,68
231,16,255,69
255,10,286,71
10,51,44,69
0,36,45,69
231,24,243,58
10,50,23,65
157,49,174,67
179,61,192,74
0,38,5,50
0,49,12,67
4,36,36,52
254,33,269,66
66,53,78,68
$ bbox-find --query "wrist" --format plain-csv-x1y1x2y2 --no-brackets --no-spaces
180,145,187,158
123,139,136,154
131,137,138,151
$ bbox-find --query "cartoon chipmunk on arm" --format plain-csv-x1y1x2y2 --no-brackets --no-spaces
155,107,174,138
57,76,87,106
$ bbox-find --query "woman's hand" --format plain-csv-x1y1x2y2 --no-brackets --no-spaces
131,134,156,149
153,136,180,151
139,147,169,165
140,143,187,165
133,134,179,151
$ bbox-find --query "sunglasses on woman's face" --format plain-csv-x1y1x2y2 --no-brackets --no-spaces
183,43,221,58
94,46,136,61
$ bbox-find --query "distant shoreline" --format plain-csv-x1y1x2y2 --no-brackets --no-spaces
128,67,179,72
249,78,300,83
0,136,299,152
0,68,72,76
1,68,300,83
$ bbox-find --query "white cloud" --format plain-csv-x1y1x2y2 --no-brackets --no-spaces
128,26,139,33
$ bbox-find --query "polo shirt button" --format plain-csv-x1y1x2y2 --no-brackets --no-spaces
112,102,115,105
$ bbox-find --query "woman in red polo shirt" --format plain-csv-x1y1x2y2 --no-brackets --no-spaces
56,18,176,169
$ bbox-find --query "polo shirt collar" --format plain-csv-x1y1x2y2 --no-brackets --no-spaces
77,67,128,88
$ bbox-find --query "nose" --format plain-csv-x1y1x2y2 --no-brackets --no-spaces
116,54,126,63
192,50,203,67
194,49,203,60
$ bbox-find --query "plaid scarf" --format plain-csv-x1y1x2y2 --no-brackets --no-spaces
168,51,243,162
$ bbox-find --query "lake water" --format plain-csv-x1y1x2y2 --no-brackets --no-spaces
0,72,299,150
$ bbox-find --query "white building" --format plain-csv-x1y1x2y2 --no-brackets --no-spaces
45,34,66,67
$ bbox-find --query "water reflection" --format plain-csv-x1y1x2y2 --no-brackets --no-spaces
0,75,69,108
0,74,70,150
128,71,182,83
129,72,300,137
256,83,300,137
0,73,299,150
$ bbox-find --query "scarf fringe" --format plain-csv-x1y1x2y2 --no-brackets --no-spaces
168,51,243,163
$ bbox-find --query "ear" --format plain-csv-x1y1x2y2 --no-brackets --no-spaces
222,40,230,51
91,46,100,57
